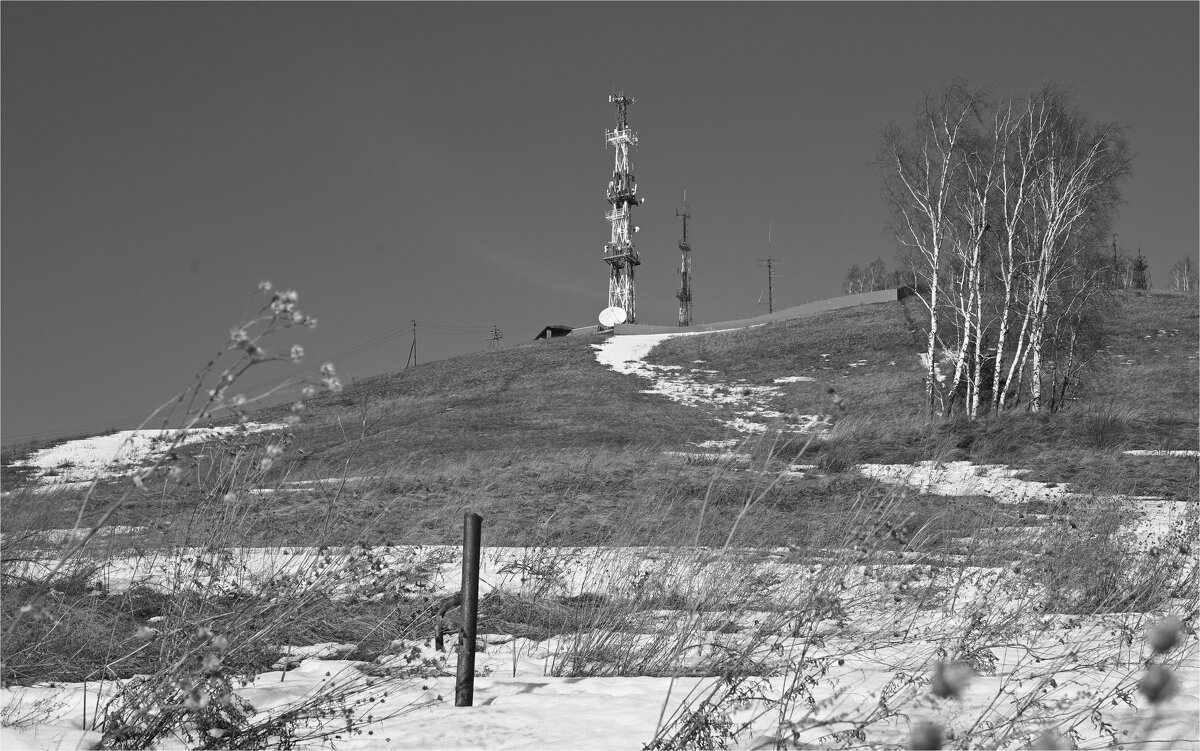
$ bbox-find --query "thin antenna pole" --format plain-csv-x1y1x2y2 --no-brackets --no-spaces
767,259,775,314
759,224,782,315
407,319,417,368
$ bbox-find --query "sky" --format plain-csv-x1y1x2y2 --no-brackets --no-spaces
3,2,1197,444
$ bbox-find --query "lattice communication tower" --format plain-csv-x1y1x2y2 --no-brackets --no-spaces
676,194,693,326
604,93,642,323
1132,248,1151,290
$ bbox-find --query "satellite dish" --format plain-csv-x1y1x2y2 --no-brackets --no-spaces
598,306,628,327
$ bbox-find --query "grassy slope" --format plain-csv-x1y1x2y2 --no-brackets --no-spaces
648,290,1198,497
285,329,726,463
645,299,926,421
2,292,1195,543
3,293,1195,689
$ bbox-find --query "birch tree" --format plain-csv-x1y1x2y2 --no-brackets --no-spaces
989,95,1048,413
881,81,986,417
1020,88,1131,412
1171,257,1197,292
882,82,1131,417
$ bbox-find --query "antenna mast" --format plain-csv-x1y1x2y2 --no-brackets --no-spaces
406,319,417,368
1132,247,1151,289
676,191,693,326
759,224,782,314
603,92,642,323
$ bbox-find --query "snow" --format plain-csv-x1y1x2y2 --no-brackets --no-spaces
4,526,1198,748
3,619,1195,749
1125,449,1200,458
855,460,1197,552
592,333,826,435
857,461,1070,503
0,525,146,546
8,423,288,486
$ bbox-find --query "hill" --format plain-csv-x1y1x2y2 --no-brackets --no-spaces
2,290,1196,745
2,291,1196,548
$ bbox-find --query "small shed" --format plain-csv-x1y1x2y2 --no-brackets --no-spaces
534,324,574,341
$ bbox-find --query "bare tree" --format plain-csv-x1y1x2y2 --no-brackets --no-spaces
881,81,987,417
841,263,863,295
1171,257,1197,292
989,94,1048,414
882,82,1131,418
1019,88,1131,412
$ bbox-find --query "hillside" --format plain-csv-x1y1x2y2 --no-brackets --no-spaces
2,291,1196,547
3,291,1197,749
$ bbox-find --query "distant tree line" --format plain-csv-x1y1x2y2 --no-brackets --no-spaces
879,80,1133,419
840,258,916,294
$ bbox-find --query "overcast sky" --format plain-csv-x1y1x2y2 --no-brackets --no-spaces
3,2,1197,443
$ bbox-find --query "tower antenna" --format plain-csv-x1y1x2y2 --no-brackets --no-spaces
603,91,642,323
675,191,693,326
406,319,417,368
759,224,783,314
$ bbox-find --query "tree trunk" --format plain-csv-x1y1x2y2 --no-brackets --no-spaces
926,289,940,419
1027,290,1049,413
1001,291,1034,411
969,264,985,419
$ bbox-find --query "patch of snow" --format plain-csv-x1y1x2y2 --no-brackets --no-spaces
1124,450,1200,458
0,526,146,546
10,423,288,486
592,334,819,436
271,642,357,670
248,476,374,494
855,460,1196,552
0,481,94,497
773,376,815,384
662,451,751,464
856,461,1068,503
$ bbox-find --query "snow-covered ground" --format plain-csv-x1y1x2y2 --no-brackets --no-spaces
857,461,1070,503
6,423,287,488
3,523,1196,748
5,636,1195,750
2,538,1197,749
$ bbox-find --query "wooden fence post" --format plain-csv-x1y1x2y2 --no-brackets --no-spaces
455,512,482,707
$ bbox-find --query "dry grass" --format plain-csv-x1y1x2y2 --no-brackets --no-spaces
2,289,1196,748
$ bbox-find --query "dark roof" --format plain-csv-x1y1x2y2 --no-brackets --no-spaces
534,324,574,340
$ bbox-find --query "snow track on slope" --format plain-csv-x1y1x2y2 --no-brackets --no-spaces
592,332,826,435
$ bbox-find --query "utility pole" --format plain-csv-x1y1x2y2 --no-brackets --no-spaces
759,224,783,314
406,319,417,368
487,325,503,350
